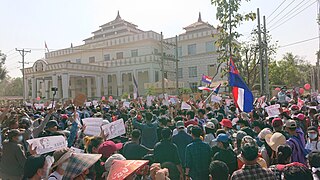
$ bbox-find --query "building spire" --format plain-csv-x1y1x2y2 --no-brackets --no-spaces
198,12,202,22
116,10,121,20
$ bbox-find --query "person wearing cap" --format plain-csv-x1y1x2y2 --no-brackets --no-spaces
305,126,320,152
231,142,276,180
123,129,152,160
48,148,73,180
220,119,235,140
213,133,238,174
236,119,256,138
285,120,307,165
233,131,247,155
172,120,193,168
125,109,136,138
272,117,289,140
154,128,183,179
185,126,213,180
62,153,102,180
204,122,216,147
0,129,28,179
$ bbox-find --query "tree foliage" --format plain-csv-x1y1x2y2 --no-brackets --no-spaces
0,77,23,96
269,53,312,87
0,51,7,81
211,0,256,79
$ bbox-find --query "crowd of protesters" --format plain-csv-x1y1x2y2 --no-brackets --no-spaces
0,86,320,180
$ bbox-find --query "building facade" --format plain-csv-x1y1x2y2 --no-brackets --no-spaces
24,11,225,101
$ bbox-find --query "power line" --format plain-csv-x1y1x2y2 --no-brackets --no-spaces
269,0,307,29
270,0,317,31
267,0,288,20
279,36,319,48
268,0,296,24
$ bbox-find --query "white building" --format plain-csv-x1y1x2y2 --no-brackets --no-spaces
24,11,224,101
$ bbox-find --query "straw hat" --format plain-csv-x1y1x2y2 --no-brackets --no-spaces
265,132,286,152
51,148,73,169
258,128,273,140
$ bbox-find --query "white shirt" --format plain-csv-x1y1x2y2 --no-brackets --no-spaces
48,171,63,180
305,140,320,152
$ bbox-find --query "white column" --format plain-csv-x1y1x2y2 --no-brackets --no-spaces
24,78,29,100
117,72,122,97
31,77,36,99
149,68,155,83
103,76,108,96
61,73,70,99
36,79,41,98
44,80,49,99
52,75,59,99
70,77,76,98
87,77,92,98
95,76,102,98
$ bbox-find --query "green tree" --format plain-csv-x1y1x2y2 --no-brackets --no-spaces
211,0,256,79
0,51,7,81
179,88,192,94
0,77,23,96
146,86,156,95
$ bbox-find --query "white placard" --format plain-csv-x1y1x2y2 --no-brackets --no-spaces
85,102,92,107
170,98,177,104
123,102,130,108
92,100,99,107
211,95,222,103
34,104,45,109
82,118,103,126
101,119,126,140
71,146,84,153
47,101,56,109
84,126,101,136
27,136,67,155
147,96,153,107
265,104,281,117
181,102,191,110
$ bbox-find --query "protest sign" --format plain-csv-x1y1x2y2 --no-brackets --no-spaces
108,160,149,180
34,104,45,109
82,118,103,136
85,102,92,107
123,102,130,108
27,136,67,155
265,104,281,117
181,102,191,110
170,98,177,104
102,119,125,140
211,95,222,103
47,101,56,109
74,93,86,107
92,100,99,107
71,147,84,153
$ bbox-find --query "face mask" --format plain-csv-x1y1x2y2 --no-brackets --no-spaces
308,133,318,140
236,125,241,130
17,136,23,142
61,162,68,171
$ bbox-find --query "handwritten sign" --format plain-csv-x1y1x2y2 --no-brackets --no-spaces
181,102,191,110
102,119,126,140
265,104,281,117
82,118,103,136
211,95,222,103
71,146,84,153
74,93,86,107
27,136,67,154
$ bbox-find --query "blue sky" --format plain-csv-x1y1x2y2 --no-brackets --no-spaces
0,0,318,77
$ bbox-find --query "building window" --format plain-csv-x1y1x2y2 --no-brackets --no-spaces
116,52,123,59
131,49,138,57
187,44,196,55
129,85,133,92
104,54,110,61
122,74,126,82
108,75,112,83
188,66,197,78
108,86,112,95
155,71,159,82
178,68,183,78
154,48,159,55
128,73,132,81
76,59,81,63
208,64,217,77
89,56,95,63
178,47,182,57
206,41,215,52
189,82,198,92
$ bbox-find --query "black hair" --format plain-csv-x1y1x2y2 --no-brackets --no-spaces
209,160,229,180
152,109,160,116
84,136,104,153
145,112,153,122
283,165,313,180
276,144,292,164
198,109,205,115
191,126,202,138
186,111,195,119
131,129,141,139
161,162,180,180
308,151,320,179
241,143,258,161
161,128,172,139
205,127,216,135
159,116,169,126
23,155,46,178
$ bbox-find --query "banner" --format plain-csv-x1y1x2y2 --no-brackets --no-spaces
123,102,130,108
27,136,67,154
74,93,86,107
181,102,191,110
102,119,125,140
107,160,149,180
34,104,45,109
146,96,153,107
211,95,222,103
265,104,281,117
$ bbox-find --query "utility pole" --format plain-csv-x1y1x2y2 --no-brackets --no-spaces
175,35,179,95
257,8,264,96
263,16,270,99
16,48,31,102
160,32,165,95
